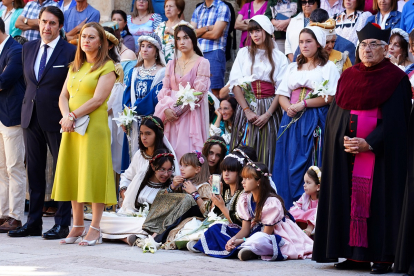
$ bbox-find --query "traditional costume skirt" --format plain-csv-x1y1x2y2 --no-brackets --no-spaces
272,88,329,209
100,212,148,239
193,222,287,261
230,81,282,169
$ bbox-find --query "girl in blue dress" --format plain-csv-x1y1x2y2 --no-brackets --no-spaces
120,33,166,171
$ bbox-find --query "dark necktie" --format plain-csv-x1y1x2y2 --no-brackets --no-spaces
38,44,49,81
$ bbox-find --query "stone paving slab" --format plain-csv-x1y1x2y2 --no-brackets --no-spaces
0,216,401,276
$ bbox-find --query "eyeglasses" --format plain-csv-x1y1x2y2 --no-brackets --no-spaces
137,0,148,2
302,0,316,5
157,168,174,174
218,107,231,111
359,42,385,50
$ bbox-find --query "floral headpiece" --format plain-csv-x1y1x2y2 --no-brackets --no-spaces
309,166,322,183
172,20,196,35
246,162,271,177
205,138,227,148
233,148,253,163
150,152,174,164
224,154,244,165
141,116,163,131
192,150,205,165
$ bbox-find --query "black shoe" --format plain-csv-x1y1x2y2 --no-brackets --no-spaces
7,223,42,237
370,263,392,274
42,224,69,240
334,260,371,270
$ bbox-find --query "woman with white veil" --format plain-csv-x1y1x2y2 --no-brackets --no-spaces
119,33,166,172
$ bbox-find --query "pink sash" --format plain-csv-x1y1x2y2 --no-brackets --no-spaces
290,87,312,104
349,108,382,248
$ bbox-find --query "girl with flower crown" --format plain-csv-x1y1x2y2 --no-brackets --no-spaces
154,21,210,161
142,151,211,247
289,166,320,237
224,162,313,261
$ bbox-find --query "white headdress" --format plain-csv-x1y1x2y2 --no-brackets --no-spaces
137,33,166,66
304,26,327,47
250,15,274,36
390,28,409,43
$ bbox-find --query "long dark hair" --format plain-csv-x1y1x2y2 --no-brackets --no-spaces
222,96,237,130
241,163,288,223
138,148,174,197
202,136,227,174
174,25,203,57
247,20,276,85
139,116,165,155
103,26,121,63
390,33,409,66
296,28,329,70
111,10,132,36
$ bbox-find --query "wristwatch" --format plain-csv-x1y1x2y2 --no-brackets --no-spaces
24,18,28,25
369,145,373,151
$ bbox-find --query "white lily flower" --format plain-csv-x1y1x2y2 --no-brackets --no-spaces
311,79,330,103
142,236,162,254
175,82,202,111
112,105,138,127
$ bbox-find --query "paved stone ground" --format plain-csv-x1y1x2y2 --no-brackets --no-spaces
0,216,401,276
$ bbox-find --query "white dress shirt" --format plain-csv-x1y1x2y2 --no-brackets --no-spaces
0,35,10,56
34,35,60,80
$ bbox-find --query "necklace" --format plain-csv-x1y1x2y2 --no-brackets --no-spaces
139,63,157,76
179,54,196,72
141,150,152,160
137,12,148,21
147,180,165,189
69,64,93,98
3,9,13,22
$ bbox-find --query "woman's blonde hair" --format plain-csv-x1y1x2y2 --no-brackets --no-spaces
71,22,111,73
180,152,210,185
132,0,155,18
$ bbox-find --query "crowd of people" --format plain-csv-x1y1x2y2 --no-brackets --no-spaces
0,0,414,274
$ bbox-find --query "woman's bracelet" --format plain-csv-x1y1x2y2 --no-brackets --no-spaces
70,111,77,119
243,106,250,112
266,110,272,117
303,100,307,108
119,187,127,193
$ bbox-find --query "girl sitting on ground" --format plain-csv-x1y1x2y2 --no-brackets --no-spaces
289,166,320,237
202,136,228,175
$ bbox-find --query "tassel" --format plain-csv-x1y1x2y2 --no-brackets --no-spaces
349,218,368,248
350,176,371,218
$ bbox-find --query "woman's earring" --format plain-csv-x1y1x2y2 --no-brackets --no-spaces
99,45,102,49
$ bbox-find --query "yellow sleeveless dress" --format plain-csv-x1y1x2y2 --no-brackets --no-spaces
52,61,117,205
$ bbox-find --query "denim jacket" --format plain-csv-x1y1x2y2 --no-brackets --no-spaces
366,10,401,29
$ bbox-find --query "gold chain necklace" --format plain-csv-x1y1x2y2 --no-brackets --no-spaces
69,63,93,98
137,12,148,21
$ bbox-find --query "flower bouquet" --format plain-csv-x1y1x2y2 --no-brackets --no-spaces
237,75,257,111
112,105,138,160
277,80,330,141
173,82,203,116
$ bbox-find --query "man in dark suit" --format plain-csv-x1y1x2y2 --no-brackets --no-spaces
0,18,27,233
8,6,76,239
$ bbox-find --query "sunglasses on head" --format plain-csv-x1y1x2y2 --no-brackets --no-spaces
302,0,316,5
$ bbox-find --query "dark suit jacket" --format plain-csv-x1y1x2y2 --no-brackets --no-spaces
0,37,25,127
21,38,76,132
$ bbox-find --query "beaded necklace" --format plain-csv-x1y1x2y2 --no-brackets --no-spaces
147,180,165,189
139,63,157,77
70,63,93,98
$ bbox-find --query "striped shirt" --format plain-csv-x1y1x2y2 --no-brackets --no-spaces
21,0,59,41
191,0,231,53
321,0,344,18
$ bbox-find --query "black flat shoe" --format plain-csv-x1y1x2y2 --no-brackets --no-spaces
370,263,392,274
7,223,42,237
42,224,69,240
334,260,371,270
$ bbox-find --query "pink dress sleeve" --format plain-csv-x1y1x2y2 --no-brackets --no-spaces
154,61,175,122
261,197,285,226
290,193,305,211
193,58,211,96
236,192,254,221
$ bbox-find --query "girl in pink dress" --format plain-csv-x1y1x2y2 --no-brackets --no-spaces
154,22,210,161
289,166,321,237
226,162,314,261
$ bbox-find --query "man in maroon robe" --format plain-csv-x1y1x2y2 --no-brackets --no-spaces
313,23,412,274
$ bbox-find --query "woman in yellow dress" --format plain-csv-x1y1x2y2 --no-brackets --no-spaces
52,22,117,246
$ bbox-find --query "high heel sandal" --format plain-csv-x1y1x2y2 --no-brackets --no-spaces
79,225,102,246
60,225,86,245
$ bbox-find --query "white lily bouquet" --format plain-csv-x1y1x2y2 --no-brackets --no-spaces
173,82,203,116
237,75,256,111
277,79,330,141
112,105,138,160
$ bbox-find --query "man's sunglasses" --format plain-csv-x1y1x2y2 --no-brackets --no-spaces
302,0,316,5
